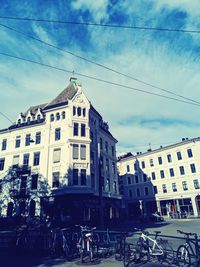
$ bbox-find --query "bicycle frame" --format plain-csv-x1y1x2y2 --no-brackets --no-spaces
181,235,200,263
140,232,164,256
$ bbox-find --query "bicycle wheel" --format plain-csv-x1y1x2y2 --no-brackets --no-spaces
176,245,191,267
123,243,137,267
136,239,150,263
157,239,174,266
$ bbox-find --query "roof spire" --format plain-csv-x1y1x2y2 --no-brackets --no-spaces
70,71,77,84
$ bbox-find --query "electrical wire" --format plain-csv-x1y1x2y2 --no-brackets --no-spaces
0,15,200,34
0,51,200,108
0,23,199,105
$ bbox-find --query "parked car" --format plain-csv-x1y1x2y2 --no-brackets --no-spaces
149,213,164,222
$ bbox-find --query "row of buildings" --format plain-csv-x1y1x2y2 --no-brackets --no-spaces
0,78,200,225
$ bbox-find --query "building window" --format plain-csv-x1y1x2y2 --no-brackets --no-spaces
53,148,61,163
50,114,54,122
179,166,185,175
0,158,5,171
158,156,162,165
126,165,130,172
80,145,86,160
167,154,172,163
90,131,93,143
25,134,31,146
73,106,76,116
106,158,110,174
162,184,167,193
62,111,66,119
160,170,165,179
172,183,177,192
55,128,61,141
35,132,41,144
187,148,193,158
182,181,188,191
74,123,79,136
106,178,110,191
52,172,60,188
1,139,7,151
151,172,156,180
81,169,86,185
135,175,139,183
27,117,31,124
134,162,139,171
15,136,21,148
190,163,196,173
81,124,86,137
136,188,140,197
153,186,158,194
31,174,38,190
83,108,86,117
13,155,19,166
144,187,149,196
112,162,116,174
73,169,78,185
111,146,114,157
105,141,108,153
37,114,41,122
113,181,117,193
100,138,103,149
141,161,145,169
129,189,132,198
150,158,154,167
72,144,79,159
33,152,40,166
77,107,81,116
177,151,182,160
127,176,131,185
143,174,147,182
169,168,174,177
56,112,60,120
193,179,200,189
23,154,29,166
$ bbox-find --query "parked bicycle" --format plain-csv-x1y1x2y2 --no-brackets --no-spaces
76,225,97,263
176,229,200,267
123,228,174,267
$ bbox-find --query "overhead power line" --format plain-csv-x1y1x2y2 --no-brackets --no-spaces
0,111,13,124
1,51,200,108
0,23,199,106
0,15,200,34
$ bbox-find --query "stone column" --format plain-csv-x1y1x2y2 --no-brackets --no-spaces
191,195,199,217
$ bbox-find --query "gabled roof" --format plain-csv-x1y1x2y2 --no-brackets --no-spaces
44,82,78,110
24,103,47,116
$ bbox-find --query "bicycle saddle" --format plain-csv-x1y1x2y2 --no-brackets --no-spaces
154,231,161,234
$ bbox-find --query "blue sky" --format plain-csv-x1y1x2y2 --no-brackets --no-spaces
1,0,200,154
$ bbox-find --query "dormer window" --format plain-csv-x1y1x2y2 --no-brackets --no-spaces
56,112,60,121
50,114,54,122
37,114,41,122
17,119,21,125
27,117,31,124
83,108,86,117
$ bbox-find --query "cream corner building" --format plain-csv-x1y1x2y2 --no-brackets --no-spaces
0,78,121,223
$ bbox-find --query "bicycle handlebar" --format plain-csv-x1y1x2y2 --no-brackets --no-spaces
177,229,198,238
75,225,96,231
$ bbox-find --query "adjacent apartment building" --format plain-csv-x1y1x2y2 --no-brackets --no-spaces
0,78,121,224
118,138,200,218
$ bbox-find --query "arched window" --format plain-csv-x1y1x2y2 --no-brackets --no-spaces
29,199,36,217
83,108,86,117
62,111,66,119
73,106,76,116
17,119,21,125
7,202,14,217
56,112,60,121
77,107,81,116
37,114,41,122
50,114,54,122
